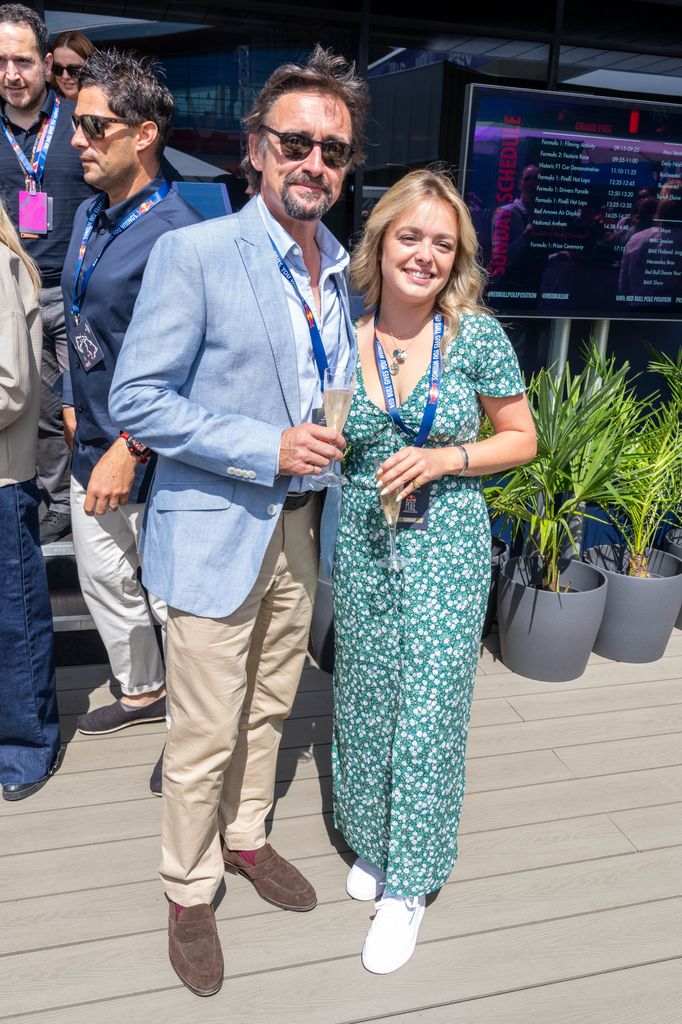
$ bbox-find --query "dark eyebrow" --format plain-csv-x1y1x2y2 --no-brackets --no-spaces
396,225,457,240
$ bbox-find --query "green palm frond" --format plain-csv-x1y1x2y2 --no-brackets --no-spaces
487,342,635,591
647,347,682,411
602,401,682,572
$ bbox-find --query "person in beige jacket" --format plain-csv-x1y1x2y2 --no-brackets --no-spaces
0,196,62,800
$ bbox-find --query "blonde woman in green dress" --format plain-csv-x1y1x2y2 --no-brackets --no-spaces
332,169,536,974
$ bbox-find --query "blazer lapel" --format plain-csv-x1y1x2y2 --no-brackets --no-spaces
235,200,301,425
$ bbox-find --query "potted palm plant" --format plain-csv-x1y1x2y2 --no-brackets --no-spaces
486,347,630,681
585,351,682,659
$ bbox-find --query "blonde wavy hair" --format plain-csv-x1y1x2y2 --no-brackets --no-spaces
350,168,488,350
0,197,41,296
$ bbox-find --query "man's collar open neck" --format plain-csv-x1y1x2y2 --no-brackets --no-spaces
2,86,51,129
105,163,161,209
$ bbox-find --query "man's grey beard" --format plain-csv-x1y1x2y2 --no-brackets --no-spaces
281,173,334,221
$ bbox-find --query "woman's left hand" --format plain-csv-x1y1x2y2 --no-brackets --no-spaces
377,446,455,501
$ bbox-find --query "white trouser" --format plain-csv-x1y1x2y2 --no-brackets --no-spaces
70,476,166,695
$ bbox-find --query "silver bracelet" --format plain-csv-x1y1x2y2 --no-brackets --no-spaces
455,444,469,476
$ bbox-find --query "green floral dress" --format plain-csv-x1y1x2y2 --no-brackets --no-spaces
332,313,524,896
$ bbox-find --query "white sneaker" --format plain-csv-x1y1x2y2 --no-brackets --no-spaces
346,857,386,901
362,893,426,974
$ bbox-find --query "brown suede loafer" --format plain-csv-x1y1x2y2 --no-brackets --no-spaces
222,842,317,912
168,901,224,997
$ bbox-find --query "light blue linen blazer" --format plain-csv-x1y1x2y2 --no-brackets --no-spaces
109,197,354,617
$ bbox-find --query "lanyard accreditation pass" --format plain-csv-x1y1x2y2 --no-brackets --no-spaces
269,237,337,390
68,183,169,373
2,96,61,236
374,312,444,448
71,183,170,321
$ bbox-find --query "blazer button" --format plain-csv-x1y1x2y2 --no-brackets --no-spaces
266,503,277,516
227,467,236,475
248,470,256,479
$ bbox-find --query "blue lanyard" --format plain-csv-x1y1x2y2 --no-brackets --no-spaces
1,95,61,188
374,312,443,447
269,237,339,389
71,183,170,319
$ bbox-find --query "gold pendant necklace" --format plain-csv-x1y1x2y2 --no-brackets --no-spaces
377,311,433,375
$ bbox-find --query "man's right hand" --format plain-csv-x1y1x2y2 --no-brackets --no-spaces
279,423,345,477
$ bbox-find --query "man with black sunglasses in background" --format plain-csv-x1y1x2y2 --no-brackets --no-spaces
110,46,367,996
0,3,92,543
60,49,200,762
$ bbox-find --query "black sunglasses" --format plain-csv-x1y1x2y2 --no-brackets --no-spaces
53,62,83,78
260,125,354,169
71,113,138,141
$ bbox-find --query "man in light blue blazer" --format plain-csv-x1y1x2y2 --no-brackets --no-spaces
109,46,367,997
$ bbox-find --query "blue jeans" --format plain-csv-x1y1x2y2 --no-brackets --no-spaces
0,479,60,785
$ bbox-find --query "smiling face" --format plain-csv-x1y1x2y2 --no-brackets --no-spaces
0,21,51,115
53,44,85,99
248,89,352,228
380,198,459,310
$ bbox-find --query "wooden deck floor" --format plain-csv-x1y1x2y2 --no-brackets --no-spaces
2,631,682,1023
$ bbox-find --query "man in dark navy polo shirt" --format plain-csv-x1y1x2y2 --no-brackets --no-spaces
60,49,201,768
0,4,93,542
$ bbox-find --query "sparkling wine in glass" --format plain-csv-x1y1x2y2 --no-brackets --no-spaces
378,485,403,571
319,367,355,488
373,453,404,571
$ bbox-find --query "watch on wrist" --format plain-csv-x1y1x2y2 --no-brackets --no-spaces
119,431,151,464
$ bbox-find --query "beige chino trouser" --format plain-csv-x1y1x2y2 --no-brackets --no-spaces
161,495,321,906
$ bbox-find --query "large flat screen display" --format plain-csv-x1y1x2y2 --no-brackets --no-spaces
459,85,682,319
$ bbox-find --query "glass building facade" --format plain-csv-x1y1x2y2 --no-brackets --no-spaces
42,1,682,377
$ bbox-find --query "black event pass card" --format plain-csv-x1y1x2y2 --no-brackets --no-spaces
68,314,104,371
397,482,431,531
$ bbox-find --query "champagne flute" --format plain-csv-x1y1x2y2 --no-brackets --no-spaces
374,456,404,571
319,366,356,488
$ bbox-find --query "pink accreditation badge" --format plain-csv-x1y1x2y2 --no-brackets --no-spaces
18,189,48,236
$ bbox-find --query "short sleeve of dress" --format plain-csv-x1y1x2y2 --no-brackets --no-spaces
457,313,525,398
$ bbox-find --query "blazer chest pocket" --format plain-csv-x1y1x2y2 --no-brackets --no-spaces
153,481,234,511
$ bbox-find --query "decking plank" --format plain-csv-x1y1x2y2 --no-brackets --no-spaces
365,960,682,1024
6,899,682,1024
0,813,634,904
3,841,679,960
5,633,682,1024
554,732,682,777
467,703,682,757
610,801,682,851
506,677,682,722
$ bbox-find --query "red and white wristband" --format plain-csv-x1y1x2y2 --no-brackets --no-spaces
119,431,151,464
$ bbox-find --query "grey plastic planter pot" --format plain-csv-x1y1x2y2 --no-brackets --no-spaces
583,544,682,662
663,529,682,630
482,538,509,639
497,556,608,682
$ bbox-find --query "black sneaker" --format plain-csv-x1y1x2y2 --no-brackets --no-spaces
40,509,72,544
150,746,164,796
77,696,166,734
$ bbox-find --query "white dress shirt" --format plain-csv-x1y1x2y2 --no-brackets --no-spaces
257,195,352,492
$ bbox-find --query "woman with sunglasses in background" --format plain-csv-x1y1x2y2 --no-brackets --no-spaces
51,30,94,100
0,195,62,801
331,168,536,974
